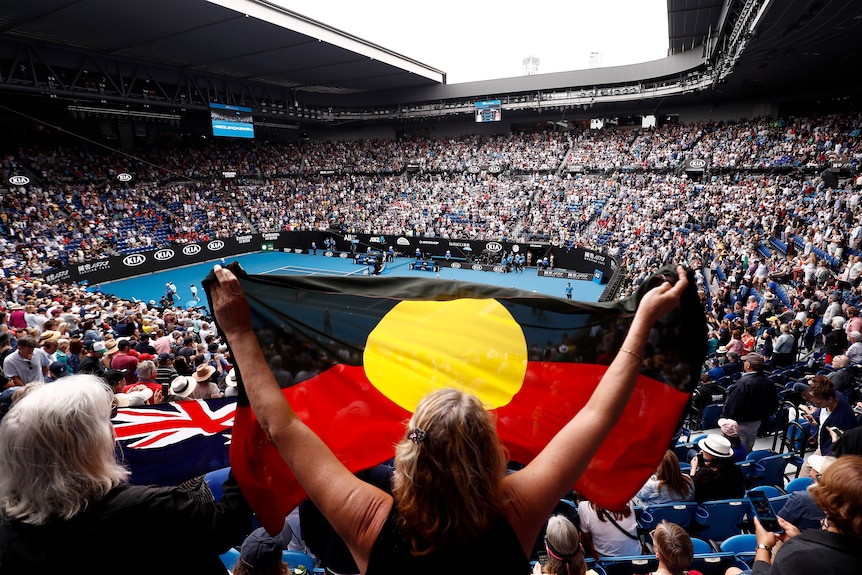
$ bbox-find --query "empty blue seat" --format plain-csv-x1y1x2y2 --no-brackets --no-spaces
204,466,231,501
695,499,749,543
597,554,659,575
220,547,240,572
784,476,814,493
282,550,315,571
637,501,700,532
691,551,750,575
719,533,757,563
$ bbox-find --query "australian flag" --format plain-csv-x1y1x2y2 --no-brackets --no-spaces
113,397,236,486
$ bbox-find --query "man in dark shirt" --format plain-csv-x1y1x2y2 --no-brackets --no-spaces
155,353,178,396
721,352,779,451
77,341,107,377
134,334,157,356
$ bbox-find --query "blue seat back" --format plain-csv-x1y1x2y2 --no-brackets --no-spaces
636,501,700,531
282,550,315,570
691,537,713,554
750,453,793,488
701,404,724,429
204,466,231,501
695,499,749,542
690,552,749,575
784,476,814,493
597,554,659,575
747,485,784,499
220,547,240,572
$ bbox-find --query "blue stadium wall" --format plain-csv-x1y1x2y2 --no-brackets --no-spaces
41,232,620,296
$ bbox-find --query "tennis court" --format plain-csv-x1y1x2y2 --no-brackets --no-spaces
97,252,607,306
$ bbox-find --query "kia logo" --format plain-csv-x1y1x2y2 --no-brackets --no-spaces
182,245,202,256
207,240,225,251
117,173,133,182
339,252,348,258
489,165,501,173
153,249,175,261
123,254,146,267
493,266,504,273
8,175,29,186
450,262,462,269
472,264,483,271
485,242,503,252
689,159,706,168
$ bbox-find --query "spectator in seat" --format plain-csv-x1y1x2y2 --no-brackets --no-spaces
689,435,744,503
635,449,694,506
0,376,253,573
728,455,862,574
207,263,689,573
532,514,594,575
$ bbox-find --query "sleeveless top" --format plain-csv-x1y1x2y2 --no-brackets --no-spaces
365,506,530,575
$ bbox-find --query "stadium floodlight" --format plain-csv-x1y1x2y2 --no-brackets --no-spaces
67,105,181,121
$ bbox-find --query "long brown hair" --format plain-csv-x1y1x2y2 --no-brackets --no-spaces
656,449,694,499
392,388,507,555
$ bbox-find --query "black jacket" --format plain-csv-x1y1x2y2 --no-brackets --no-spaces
751,529,862,574
0,474,252,575
722,371,778,423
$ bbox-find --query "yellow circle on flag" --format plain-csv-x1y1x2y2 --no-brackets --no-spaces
364,298,528,411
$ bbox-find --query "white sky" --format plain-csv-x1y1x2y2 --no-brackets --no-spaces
274,1,670,84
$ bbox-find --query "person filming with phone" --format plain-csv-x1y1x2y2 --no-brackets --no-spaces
725,455,862,575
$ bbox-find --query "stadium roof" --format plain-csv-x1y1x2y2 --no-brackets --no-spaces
1,0,861,115
0,0,445,95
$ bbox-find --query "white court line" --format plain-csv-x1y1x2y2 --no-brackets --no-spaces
261,264,362,277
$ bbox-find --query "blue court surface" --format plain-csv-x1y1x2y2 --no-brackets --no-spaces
96,252,606,306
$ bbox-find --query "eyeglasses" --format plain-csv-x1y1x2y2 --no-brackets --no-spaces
820,517,830,530
25,360,32,370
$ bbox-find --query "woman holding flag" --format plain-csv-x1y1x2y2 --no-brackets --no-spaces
209,263,691,573
208,263,691,574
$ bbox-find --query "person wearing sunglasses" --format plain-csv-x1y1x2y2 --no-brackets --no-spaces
2,336,49,387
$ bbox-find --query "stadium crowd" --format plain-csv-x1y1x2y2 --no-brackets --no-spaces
2,112,862,573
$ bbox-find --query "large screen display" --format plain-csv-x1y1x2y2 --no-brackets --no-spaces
210,103,255,139
475,99,502,123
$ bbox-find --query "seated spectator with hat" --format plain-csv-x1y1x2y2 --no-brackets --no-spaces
706,348,742,381
234,526,287,575
167,375,197,402
47,362,69,382
776,455,832,533
689,434,745,503
78,340,108,376
106,368,152,407
191,363,222,399
718,418,747,461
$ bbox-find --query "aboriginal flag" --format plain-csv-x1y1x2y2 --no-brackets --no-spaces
203,265,705,534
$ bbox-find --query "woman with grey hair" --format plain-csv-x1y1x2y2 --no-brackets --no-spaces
0,375,252,574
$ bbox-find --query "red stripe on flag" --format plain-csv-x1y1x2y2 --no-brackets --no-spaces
232,362,688,533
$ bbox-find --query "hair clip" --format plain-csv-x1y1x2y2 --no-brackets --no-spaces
407,427,427,444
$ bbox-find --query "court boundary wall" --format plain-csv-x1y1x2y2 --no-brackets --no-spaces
41,232,621,300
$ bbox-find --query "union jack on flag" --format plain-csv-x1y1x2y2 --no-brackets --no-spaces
113,397,236,487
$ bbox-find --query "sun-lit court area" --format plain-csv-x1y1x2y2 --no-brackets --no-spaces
98,252,607,308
